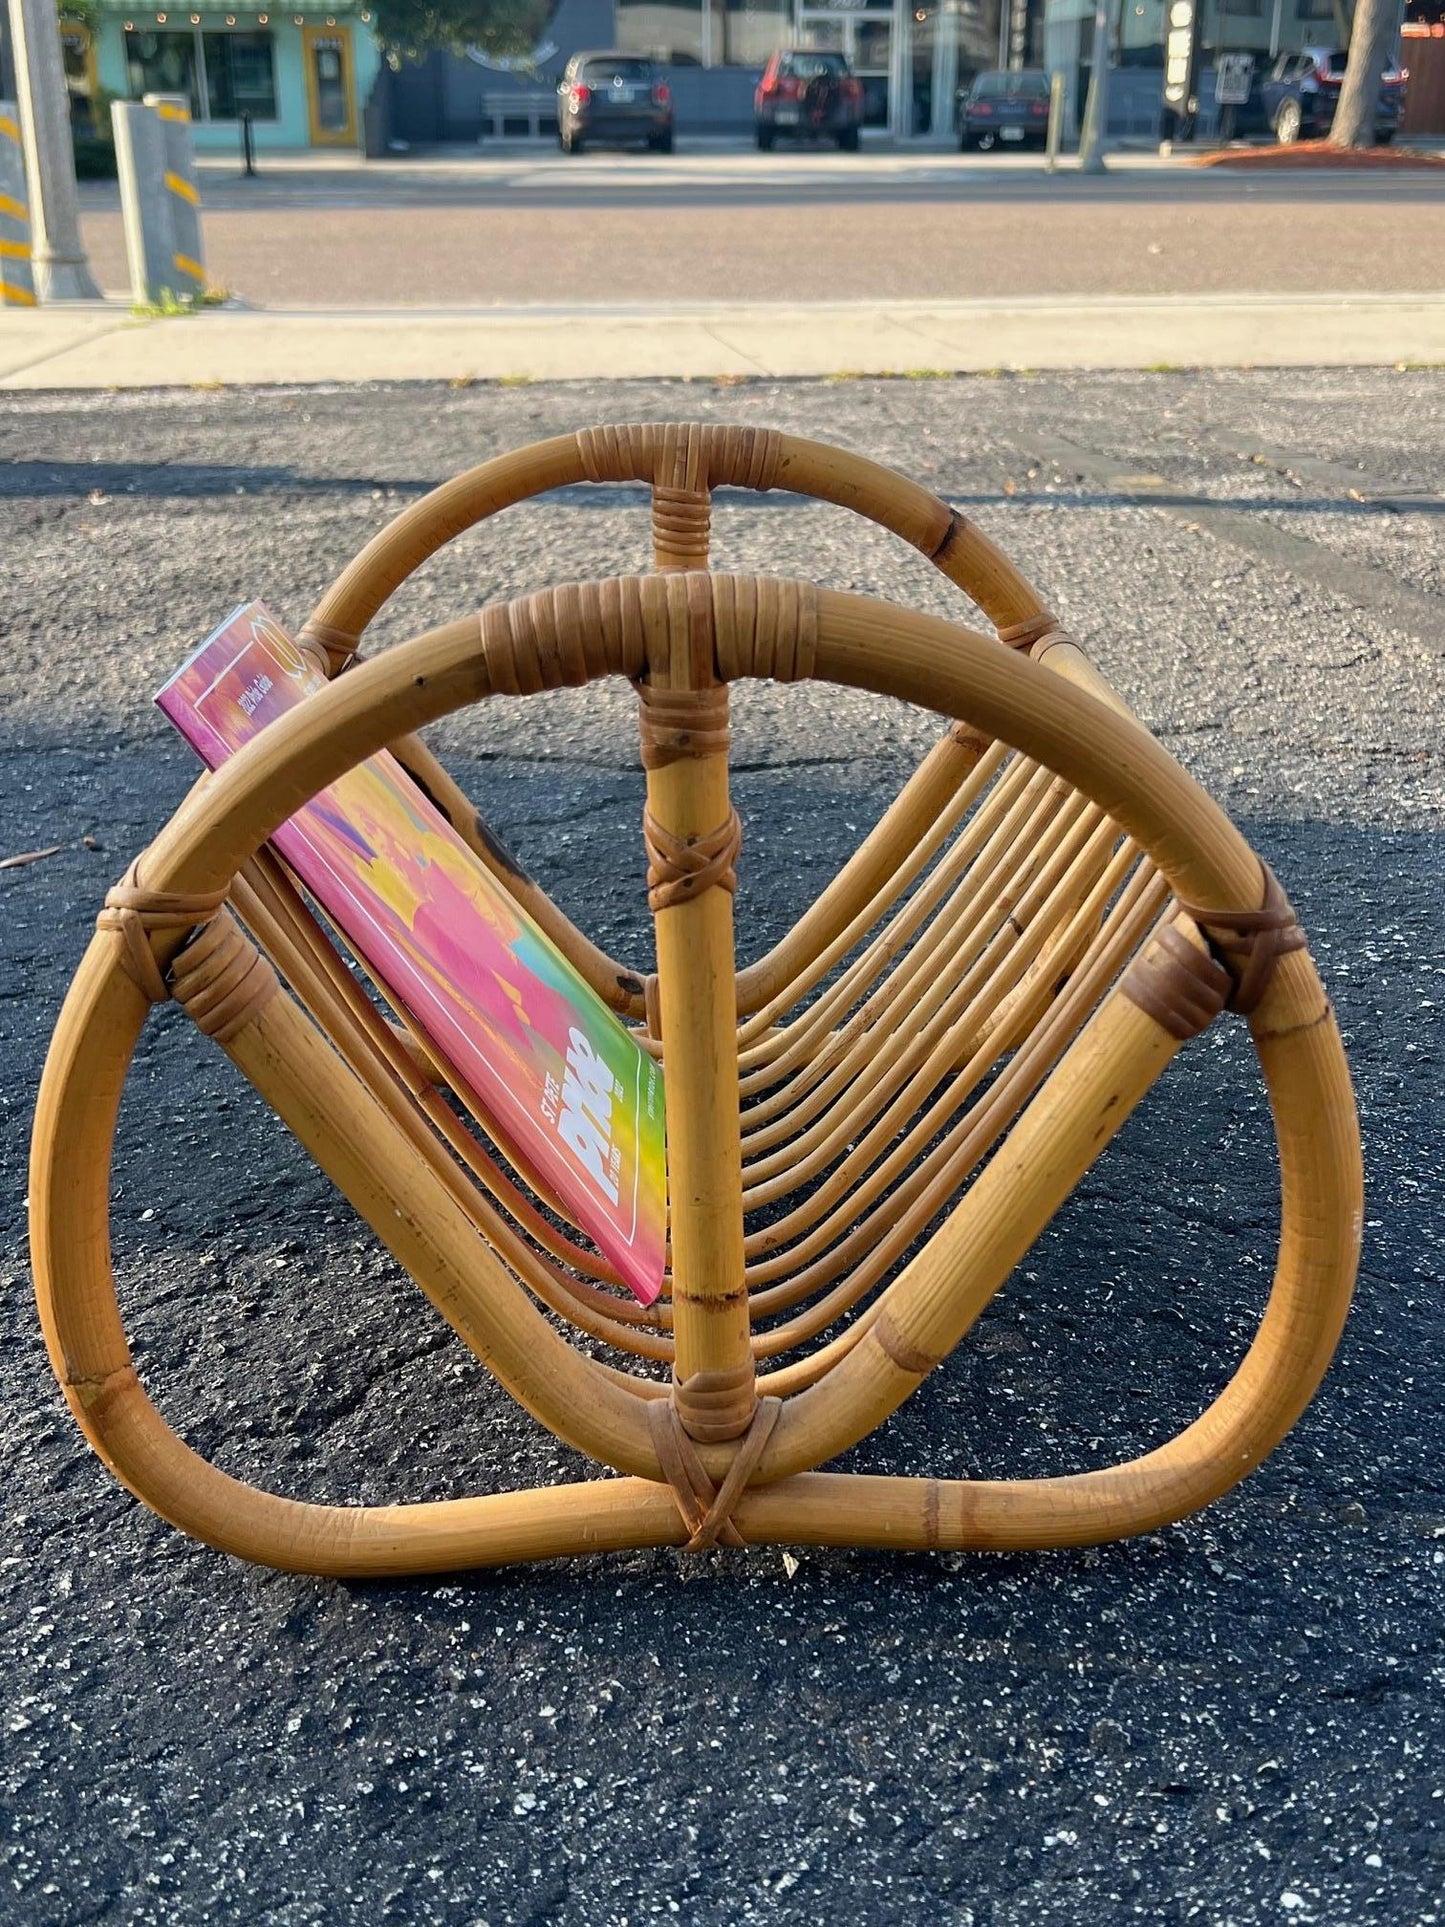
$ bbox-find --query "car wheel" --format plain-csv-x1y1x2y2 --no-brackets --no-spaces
836,127,859,152
976,131,996,151
756,123,775,151
959,131,974,151
649,130,674,153
1275,100,1302,145
1376,128,1394,146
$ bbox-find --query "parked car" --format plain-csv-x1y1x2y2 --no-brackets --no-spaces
556,53,674,154
755,50,864,151
1259,46,1406,145
957,68,1052,151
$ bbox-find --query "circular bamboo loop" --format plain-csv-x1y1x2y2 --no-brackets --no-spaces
31,569,1360,1573
297,424,1049,1022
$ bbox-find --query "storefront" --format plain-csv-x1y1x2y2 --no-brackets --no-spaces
614,0,1042,134
387,0,1045,142
82,0,383,150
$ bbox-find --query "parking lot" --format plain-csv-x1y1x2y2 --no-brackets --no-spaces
2,368,1442,1923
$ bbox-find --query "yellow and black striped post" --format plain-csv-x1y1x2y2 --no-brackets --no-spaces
0,101,36,307
141,94,206,297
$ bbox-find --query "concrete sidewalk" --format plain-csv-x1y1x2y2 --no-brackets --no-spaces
2,291,1443,388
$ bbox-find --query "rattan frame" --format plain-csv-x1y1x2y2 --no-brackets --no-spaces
30,425,1363,1576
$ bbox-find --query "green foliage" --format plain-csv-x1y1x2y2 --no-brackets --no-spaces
58,0,100,34
369,0,554,67
130,285,230,320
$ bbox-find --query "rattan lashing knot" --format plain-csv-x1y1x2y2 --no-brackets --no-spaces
97,862,229,1004
636,681,730,770
296,619,360,677
648,1377,782,1553
1122,863,1306,1038
998,612,1069,653
1180,863,1306,1016
643,809,742,914
169,909,281,1045
652,484,712,568
1119,922,1232,1042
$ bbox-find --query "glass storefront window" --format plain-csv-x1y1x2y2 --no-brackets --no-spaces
616,0,706,64
124,30,201,118
123,27,277,120
616,0,790,66
203,32,279,119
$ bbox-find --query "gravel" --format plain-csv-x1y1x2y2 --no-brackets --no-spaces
1,372,1441,1926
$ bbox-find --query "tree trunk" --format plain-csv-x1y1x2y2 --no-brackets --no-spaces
1330,0,1397,148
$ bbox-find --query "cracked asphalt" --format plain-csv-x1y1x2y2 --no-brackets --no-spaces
1,373,1442,1925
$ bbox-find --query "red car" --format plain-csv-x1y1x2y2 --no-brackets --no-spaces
755,51,864,151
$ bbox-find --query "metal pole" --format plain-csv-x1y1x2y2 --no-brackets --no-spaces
888,0,914,141
1044,68,1066,172
6,0,101,299
241,109,256,177
1077,0,1112,173
931,0,959,141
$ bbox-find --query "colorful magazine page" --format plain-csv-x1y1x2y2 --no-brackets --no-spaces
156,601,667,1305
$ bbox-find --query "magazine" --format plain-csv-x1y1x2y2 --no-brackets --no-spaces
157,601,667,1305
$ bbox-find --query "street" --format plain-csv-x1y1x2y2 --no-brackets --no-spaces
2,370,1442,1924
72,148,1445,307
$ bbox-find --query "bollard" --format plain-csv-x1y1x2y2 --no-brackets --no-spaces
1044,71,1065,174
141,93,207,297
112,100,179,305
0,101,37,306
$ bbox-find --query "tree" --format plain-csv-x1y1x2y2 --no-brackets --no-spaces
368,0,554,67
1330,0,1398,148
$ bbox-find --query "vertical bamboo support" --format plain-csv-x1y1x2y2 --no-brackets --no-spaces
643,451,755,1432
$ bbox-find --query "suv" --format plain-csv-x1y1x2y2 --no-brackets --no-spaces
755,50,864,151
557,53,674,154
958,68,1052,151
1259,46,1405,145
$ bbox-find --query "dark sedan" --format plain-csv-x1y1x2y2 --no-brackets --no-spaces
958,68,1052,151
557,53,674,154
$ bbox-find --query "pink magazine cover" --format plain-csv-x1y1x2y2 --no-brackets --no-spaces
156,601,667,1305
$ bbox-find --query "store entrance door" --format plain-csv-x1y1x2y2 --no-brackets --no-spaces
303,24,356,147
795,1,894,129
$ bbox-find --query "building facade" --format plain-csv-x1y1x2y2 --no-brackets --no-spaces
388,0,1047,142
19,0,1413,155
67,0,383,151
388,0,1401,145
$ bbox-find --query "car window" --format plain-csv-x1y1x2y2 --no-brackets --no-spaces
781,53,849,78
580,59,653,83
971,71,1049,99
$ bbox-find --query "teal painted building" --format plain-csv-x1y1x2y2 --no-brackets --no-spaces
85,0,382,151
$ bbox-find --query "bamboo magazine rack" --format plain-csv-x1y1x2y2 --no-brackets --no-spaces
31,425,1363,1576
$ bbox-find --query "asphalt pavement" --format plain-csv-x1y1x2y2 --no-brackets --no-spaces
70,148,1445,307
1,372,1442,1925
